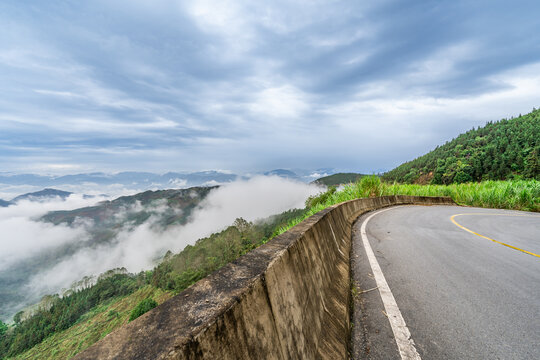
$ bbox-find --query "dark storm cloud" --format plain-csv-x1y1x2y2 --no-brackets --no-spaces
0,0,539,174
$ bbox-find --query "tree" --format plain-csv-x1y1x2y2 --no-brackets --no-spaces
524,148,540,179
0,320,7,337
13,311,24,325
233,217,251,233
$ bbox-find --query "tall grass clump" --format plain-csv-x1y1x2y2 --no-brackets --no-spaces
384,179,539,211
274,176,539,237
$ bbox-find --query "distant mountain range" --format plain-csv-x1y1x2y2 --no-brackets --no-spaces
11,188,73,203
263,169,300,179
0,168,340,207
0,188,75,207
0,171,238,188
0,169,338,197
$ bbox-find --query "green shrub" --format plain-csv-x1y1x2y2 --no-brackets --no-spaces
355,175,383,197
0,321,7,337
305,186,337,208
129,298,158,322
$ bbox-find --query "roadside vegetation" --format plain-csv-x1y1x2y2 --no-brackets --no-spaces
276,176,539,237
149,208,306,294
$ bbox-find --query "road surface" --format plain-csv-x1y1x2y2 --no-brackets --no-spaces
350,205,540,360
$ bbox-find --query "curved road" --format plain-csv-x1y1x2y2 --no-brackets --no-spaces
351,205,540,360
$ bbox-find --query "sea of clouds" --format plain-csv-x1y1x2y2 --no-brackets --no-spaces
0,176,323,320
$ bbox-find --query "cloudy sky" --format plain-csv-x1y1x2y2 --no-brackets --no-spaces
1,0,539,175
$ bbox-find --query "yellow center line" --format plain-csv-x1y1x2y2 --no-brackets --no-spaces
450,213,540,258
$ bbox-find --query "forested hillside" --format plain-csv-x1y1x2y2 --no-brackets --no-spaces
383,109,540,184
312,173,366,186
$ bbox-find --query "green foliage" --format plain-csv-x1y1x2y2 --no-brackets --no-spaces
383,109,540,184
305,186,337,208
129,298,158,322
150,208,306,294
356,176,384,197
12,312,23,325
10,286,171,360
0,320,7,338
0,274,143,358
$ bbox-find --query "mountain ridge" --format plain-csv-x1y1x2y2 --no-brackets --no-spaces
11,188,73,203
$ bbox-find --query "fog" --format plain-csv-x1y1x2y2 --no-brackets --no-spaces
0,195,109,271
0,176,322,319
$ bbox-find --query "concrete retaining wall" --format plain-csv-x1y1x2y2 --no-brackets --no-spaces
75,196,454,360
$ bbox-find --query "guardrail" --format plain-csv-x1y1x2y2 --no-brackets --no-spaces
75,195,454,360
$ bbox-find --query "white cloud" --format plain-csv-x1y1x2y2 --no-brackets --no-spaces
407,41,479,83
185,0,254,54
249,85,309,119
0,195,108,271
168,178,188,187
1,0,539,175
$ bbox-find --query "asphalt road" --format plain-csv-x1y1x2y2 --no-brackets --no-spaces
350,205,540,360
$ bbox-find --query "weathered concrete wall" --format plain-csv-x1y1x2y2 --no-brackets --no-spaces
75,196,454,360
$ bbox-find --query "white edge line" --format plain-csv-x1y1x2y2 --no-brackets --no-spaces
360,207,422,360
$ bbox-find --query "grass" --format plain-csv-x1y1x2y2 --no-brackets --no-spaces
274,177,539,237
10,286,172,360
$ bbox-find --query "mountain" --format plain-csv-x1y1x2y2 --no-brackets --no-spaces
263,169,299,179
42,186,216,227
165,171,238,186
11,188,73,203
383,109,540,184
312,173,366,186
0,171,238,189
0,199,11,207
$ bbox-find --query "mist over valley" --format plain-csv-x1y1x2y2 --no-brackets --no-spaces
0,175,322,321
